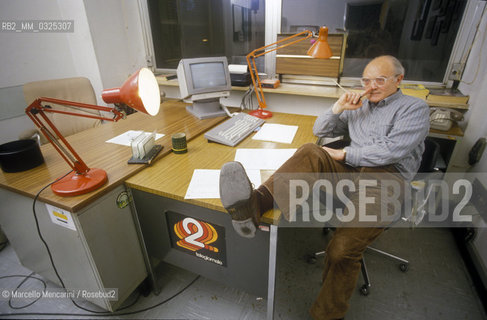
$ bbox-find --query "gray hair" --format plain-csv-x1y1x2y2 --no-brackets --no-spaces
369,55,405,76
384,55,405,76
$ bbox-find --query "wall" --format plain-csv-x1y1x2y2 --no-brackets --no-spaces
0,0,102,92
456,6,487,282
455,7,487,172
0,0,147,145
83,0,147,89
0,0,99,144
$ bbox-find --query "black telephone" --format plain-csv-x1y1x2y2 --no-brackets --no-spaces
429,108,464,131
469,138,487,165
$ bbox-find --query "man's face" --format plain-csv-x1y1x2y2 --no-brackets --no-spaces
362,59,403,103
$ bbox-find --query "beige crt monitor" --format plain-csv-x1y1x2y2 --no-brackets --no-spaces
177,56,231,119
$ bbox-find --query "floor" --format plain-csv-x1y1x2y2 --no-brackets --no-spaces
0,227,485,320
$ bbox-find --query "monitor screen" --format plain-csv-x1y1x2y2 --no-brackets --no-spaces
190,62,228,89
177,56,231,99
177,56,231,119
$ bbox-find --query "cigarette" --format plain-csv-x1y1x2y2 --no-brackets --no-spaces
332,79,351,93
333,79,367,97
332,79,369,103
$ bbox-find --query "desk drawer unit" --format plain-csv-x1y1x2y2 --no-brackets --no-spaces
0,185,147,311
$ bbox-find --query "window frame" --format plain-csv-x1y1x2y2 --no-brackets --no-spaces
139,0,485,87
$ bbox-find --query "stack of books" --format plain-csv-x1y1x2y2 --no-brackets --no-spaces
399,84,430,100
426,88,469,105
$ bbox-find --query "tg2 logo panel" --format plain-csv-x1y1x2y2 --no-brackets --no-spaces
167,211,227,267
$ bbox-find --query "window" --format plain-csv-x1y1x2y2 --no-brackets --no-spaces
144,0,265,70
141,0,480,85
281,0,469,83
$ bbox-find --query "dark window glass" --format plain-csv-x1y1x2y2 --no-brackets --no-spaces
147,0,265,69
281,0,467,82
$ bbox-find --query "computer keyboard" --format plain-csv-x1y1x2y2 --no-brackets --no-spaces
204,112,265,146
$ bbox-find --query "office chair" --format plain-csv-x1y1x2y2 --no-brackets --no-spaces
306,137,440,296
20,77,102,144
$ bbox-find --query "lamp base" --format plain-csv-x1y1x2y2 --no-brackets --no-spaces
51,168,108,197
249,109,273,119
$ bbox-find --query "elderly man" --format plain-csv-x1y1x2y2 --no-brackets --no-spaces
219,55,430,320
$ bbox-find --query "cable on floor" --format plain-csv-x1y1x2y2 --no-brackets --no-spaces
0,274,200,317
0,273,46,309
0,171,201,317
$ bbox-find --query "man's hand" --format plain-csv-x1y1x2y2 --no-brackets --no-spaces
322,146,346,161
332,87,373,114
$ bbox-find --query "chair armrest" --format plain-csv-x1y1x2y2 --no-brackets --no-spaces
18,128,43,145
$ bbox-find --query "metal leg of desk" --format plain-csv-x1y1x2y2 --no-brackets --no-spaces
267,225,278,320
127,188,161,295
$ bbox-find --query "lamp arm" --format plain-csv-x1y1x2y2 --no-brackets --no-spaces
25,97,125,175
246,30,313,111
29,97,126,121
246,55,266,109
249,30,313,59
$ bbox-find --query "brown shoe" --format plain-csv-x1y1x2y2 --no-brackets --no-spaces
220,161,260,238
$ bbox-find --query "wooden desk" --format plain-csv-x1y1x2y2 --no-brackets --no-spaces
0,100,224,213
0,100,225,311
126,111,316,221
126,111,317,319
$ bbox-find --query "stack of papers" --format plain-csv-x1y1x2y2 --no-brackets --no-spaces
184,169,262,199
252,123,298,144
234,148,297,170
185,148,297,199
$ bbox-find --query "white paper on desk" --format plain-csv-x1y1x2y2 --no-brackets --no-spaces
184,169,262,199
252,123,298,144
105,130,165,146
235,148,297,170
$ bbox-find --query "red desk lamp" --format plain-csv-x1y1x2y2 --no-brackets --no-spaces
25,67,161,197
247,26,333,119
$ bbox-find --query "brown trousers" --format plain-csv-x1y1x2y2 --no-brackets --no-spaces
262,143,405,320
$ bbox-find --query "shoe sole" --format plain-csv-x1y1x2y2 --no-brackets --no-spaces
220,162,257,238
219,161,252,216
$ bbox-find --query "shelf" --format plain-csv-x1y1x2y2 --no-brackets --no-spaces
156,79,468,134
429,124,464,138
158,78,348,99
425,100,469,110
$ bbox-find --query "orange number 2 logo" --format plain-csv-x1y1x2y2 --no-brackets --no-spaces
174,217,219,252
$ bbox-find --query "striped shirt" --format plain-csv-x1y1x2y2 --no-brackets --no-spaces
313,90,430,180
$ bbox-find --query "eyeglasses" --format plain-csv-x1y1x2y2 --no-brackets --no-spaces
360,75,398,87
